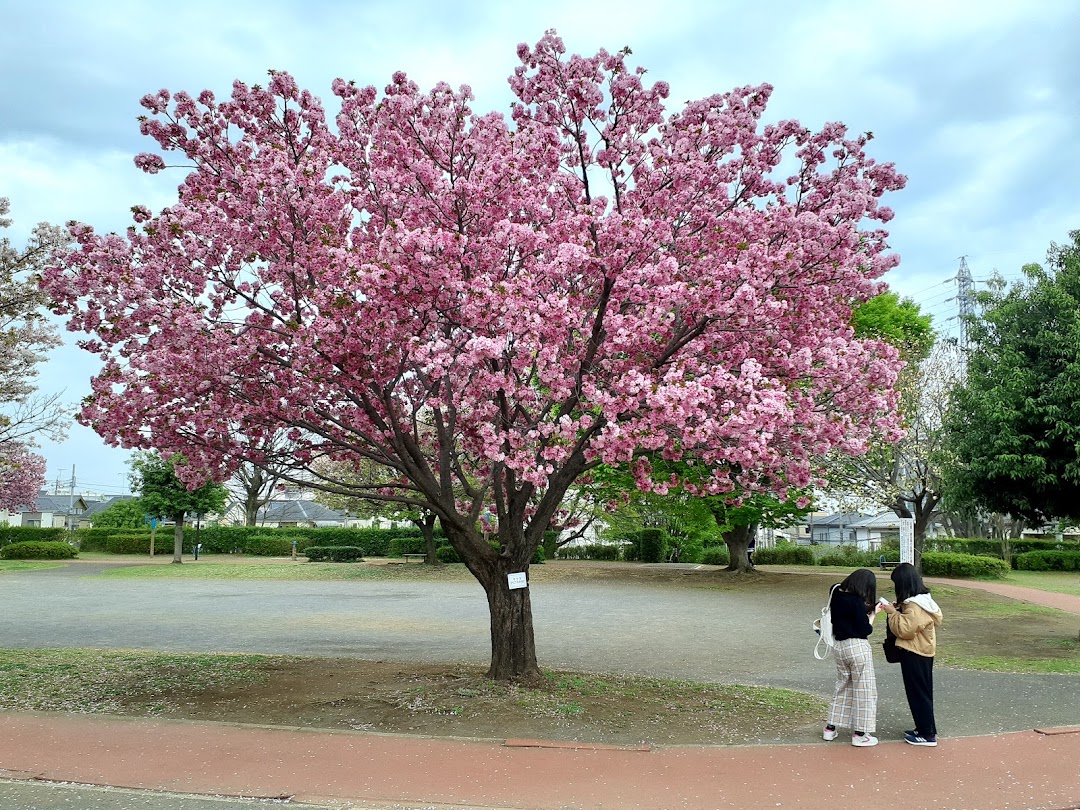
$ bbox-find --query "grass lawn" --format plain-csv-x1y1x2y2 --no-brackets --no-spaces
1001,569,1080,597
0,560,65,574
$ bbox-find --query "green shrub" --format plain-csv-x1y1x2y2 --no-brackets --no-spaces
71,528,117,551
389,536,428,557
1014,550,1080,571
817,545,882,568
304,545,365,562
637,529,664,564
0,526,66,546
243,535,296,556
667,535,704,564
557,543,622,561
105,532,169,555
920,552,1010,579
0,540,77,560
753,545,815,565
436,544,460,563
701,546,730,566
193,525,440,557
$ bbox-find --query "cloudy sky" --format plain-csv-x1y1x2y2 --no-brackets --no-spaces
2,0,1078,497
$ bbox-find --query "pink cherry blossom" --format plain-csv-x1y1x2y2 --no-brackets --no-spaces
43,31,906,679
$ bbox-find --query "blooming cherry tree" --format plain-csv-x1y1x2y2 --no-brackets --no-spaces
44,33,906,680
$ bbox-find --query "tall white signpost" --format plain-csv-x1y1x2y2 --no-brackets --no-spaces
899,518,915,566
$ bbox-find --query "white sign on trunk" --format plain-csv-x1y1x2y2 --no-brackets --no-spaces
899,518,915,565
507,572,528,590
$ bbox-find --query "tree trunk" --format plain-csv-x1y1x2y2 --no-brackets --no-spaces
171,513,185,563
445,521,542,682
723,523,757,573
483,565,541,681
412,513,439,565
244,496,260,526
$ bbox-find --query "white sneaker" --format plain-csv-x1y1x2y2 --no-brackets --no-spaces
852,733,878,747
823,727,838,741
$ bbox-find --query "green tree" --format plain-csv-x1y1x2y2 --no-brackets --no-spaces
130,453,228,562
851,291,935,361
824,293,941,563
705,494,812,572
944,232,1080,524
90,497,146,529
314,457,442,563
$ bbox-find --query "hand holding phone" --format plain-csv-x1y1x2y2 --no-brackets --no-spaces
879,597,891,606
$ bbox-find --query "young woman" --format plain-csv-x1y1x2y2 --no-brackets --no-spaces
880,562,943,746
823,568,883,747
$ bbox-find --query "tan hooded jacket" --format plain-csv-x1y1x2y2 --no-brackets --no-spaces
887,593,943,658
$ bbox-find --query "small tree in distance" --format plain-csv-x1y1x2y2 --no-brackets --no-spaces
89,497,146,529
0,197,70,511
45,32,907,680
130,453,227,562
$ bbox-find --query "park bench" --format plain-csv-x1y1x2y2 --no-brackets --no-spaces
879,555,900,570
402,553,426,563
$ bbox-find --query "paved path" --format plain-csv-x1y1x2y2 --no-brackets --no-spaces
0,563,1078,808
1,713,1078,809
927,575,1080,614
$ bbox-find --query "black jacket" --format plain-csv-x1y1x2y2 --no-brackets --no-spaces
830,589,874,641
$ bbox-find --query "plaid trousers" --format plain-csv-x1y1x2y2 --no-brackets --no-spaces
827,637,877,733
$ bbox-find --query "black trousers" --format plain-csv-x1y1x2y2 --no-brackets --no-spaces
898,648,936,736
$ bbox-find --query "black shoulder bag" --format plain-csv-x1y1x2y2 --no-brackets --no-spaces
883,619,902,663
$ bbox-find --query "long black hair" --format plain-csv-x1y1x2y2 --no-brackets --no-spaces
840,568,878,611
891,562,930,603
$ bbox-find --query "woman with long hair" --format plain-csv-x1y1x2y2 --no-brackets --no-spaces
822,568,883,747
880,562,943,746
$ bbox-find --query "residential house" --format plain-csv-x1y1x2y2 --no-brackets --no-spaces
0,491,90,529
250,499,346,528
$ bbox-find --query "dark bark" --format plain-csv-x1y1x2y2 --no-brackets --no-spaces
410,512,439,564
722,522,757,573
443,519,543,681
483,562,540,681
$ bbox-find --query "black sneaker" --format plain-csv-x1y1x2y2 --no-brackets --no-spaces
904,731,937,746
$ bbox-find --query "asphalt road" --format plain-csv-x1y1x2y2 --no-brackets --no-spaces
2,562,1079,740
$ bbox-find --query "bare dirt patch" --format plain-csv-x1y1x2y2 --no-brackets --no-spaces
120,658,825,746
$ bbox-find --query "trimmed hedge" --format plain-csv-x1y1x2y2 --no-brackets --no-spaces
245,535,299,556
0,526,66,546
75,525,442,556
701,546,730,566
389,535,428,557
106,533,171,555
1014,550,1080,571
920,552,1010,579
0,541,77,560
557,543,623,561
194,525,439,556
817,545,883,568
304,545,365,562
926,537,1078,557
752,545,815,565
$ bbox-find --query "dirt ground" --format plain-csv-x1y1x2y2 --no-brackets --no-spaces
124,658,823,746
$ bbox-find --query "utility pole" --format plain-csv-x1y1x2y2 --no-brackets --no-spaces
66,466,76,532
